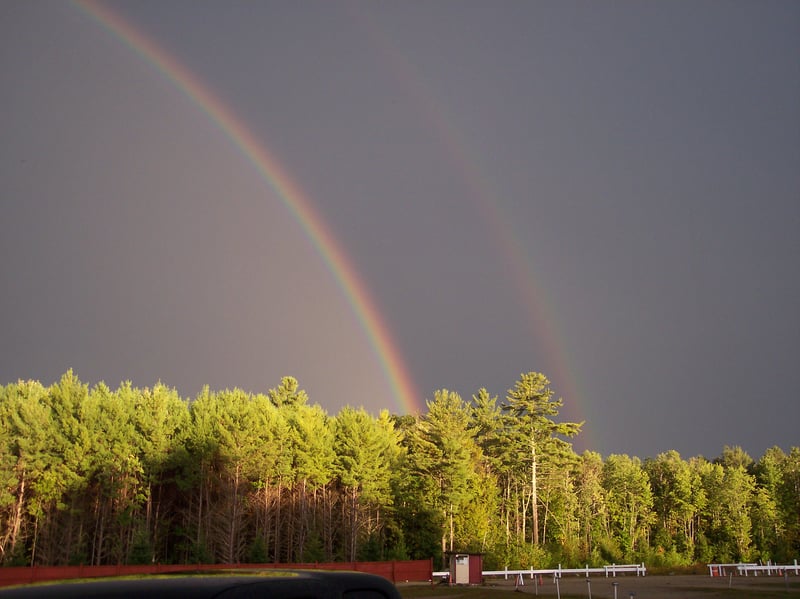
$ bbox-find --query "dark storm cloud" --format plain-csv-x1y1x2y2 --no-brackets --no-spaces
2,1,798,459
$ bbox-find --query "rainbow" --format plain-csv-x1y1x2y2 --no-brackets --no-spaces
73,0,423,414
350,7,589,435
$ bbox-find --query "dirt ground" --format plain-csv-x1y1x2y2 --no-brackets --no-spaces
401,574,800,599
517,574,796,597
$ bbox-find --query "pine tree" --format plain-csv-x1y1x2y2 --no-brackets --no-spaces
501,372,582,548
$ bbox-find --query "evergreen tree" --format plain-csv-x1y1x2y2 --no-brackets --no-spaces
82,381,144,565
333,407,398,560
284,402,334,561
501,372,582,548
268,377,308,408
418,390,479,555
131,382,190,563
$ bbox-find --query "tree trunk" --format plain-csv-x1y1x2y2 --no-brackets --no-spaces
9,471,25,555
274,481,282,563
531,439,539,546
349,487,358,561
449,505,455,553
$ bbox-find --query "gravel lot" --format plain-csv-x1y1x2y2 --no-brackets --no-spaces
398,574,800,599
482,573,800,598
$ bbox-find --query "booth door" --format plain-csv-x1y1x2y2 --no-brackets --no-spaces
468,555,483,584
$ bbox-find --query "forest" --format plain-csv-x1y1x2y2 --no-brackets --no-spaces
1,370,798,569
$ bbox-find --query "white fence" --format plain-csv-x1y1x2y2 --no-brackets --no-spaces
708,560,800,577
433,562,646,580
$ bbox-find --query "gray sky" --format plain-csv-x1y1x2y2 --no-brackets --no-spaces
2,1,798,460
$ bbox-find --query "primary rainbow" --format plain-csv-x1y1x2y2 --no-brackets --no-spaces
74,0,423,414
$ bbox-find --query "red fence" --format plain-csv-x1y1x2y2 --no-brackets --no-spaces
0,559,433,588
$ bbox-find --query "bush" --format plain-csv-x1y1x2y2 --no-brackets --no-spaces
596,536,623,564
128,530,154,565
247,536,267,564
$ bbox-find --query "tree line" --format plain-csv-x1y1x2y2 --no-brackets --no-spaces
1,370,798,568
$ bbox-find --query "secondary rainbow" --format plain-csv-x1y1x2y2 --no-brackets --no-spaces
350,7,589,435
74,0,423,414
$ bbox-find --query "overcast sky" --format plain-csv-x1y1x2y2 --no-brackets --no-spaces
2,1,798,460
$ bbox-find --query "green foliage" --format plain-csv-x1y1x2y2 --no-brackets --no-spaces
399,389,497,560
247,536,268,564
128,530,154,565
334,407,396,504
333,406,401,560
644,450,697,563
492,372,583,555
697,459,756,562
0,369,797,571
287,403,334,487
595,535,623,564
187,540,213,565
394,491,442,562
268,376,308,408
716,445,754,471
302,532,326,563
